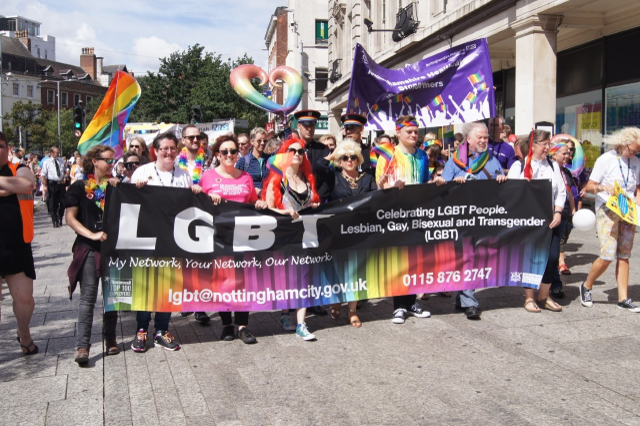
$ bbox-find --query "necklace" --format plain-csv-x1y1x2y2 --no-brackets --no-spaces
177,147,204,185
617,153,631,190
154,164,175,187
84,174,108,210
342,170,363,189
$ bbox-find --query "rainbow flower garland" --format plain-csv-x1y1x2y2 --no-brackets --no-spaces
177,147,204,185
84,174,108,211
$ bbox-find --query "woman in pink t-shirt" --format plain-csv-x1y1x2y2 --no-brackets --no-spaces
200,134,268,344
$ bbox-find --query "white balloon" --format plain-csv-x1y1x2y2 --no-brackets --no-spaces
573,209,596,231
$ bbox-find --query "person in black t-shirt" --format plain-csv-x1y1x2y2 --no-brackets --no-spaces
64,145,120,364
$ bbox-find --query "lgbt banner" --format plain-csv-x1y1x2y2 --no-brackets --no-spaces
346,38,495,130
101,181,551,313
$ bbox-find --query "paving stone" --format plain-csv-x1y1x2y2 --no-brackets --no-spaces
0,375,67,409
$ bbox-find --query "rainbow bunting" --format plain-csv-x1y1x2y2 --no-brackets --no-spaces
403,95,413,103
476,82,488,92
372,104,380,112
468,72,484,85
395,94,403,103
78,71,141,157
465,92,478,104
431,95,444,107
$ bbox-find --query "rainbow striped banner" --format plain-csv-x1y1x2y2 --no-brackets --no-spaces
102,181,553,312
78,71,141,157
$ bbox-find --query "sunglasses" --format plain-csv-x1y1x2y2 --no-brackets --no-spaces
288,148,305,155
341,155,358,162
157,147,177,153
219,149,238,156
129,144,142,149
124,161,141,170
96,158,116,165
184,135,202,141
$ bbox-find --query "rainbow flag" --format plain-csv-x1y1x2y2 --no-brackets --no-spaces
431,95,444,107
371,141,395,163
476,82,488,91
440,104,447,112
403,95,413,103
372,104,380,112
354,98,360,108
266,152,294,181
395,94,403,103
370,150,379,169
78,71,141,157
465,92,478,104
468,72,484,85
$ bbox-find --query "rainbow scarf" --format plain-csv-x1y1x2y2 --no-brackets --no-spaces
177,147,204,185
452,142,489,174
78,71,141,157
84,174,108,211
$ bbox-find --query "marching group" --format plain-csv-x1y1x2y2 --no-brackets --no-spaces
0,110,638,365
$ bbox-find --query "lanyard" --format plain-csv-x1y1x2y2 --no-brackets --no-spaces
617,156,631,189
154,165,175,187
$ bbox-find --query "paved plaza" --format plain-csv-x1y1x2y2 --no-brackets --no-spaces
1,203,640,426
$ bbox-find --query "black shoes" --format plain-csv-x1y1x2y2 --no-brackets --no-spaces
194,312,210,323
309,305,328,316
465,307,482,320
550,287,565,299
237,328,257,344
221,325,235,341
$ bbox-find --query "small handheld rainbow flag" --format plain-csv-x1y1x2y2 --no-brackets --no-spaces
468,72,484,85
267,152,294,178
78,70,141,157
476,82,488,91
395,94,403,103
465,92,478,104
431,95,444,108
372,104,380,112
354,98,360,108
403,95,413,103
371,141,395,162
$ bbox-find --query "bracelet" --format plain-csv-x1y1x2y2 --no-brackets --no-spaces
554,211,561,215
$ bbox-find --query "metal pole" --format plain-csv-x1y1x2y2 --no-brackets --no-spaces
0,36,3,133
57,81,61,151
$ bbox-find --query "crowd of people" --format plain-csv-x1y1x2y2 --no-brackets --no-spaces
1,110,638,366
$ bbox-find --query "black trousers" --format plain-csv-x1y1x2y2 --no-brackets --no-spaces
219,311,249,326
47,182,65,225
393,295,417,310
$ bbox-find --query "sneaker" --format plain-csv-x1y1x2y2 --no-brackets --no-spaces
194,312,210,323
296,323,316,341
392,308,407,324
237,327,257,344
153,331,180,351
407,303,431,318
617,299,640,313
279,314,297,331
579,282,593,307
131,329,147,353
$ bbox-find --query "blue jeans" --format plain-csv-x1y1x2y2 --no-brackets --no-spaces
456,290,479,308
77,250,118,349
136,311,171,333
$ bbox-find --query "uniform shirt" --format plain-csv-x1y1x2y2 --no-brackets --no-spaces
40,157,66,182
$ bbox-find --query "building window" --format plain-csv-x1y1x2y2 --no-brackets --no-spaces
27,85,34,98
37,47,41,58
86,95,93,104
45,49,48,59
606,82,640,136
315,68,328,97
556,89,603,163
74,94,81,106
316,20,329,44
61,92,68,106
12,82,19,96
47,89,55,104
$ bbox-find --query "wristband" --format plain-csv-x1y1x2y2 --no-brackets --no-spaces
554,211,561,215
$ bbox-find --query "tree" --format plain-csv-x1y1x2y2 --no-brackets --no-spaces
1,101,51,155
129,45,267,129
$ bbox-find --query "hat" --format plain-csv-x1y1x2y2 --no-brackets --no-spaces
13,147,21,152
341,113,367,127
293,109,321,124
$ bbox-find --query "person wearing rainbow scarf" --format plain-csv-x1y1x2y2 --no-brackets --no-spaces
376,115,431,324
436,122,506,320
177,125,205,188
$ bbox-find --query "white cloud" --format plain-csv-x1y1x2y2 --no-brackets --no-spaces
131,37,182,71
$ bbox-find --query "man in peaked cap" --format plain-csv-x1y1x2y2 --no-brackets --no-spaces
341,112,372,174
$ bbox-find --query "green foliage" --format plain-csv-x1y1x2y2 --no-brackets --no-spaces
129,45,267,128
2,101,50,155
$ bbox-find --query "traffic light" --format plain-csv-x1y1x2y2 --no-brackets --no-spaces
192,105,202,124
25,131,32,147
73,105,84,133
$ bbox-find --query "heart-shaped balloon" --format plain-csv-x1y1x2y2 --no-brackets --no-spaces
229,64,303,116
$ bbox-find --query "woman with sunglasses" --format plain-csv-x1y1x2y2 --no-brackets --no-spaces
507,130,566,313
129,131,200,353
315,140,376,327
579,127,640,312
128,136,151,158
200,134,268,344
262,136,320,340
64,145,119,364
120,151,147,183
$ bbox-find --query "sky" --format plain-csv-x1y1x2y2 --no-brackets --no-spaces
3,0,286,75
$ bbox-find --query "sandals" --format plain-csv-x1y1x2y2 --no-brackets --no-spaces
538,298,563,312
558,264,571,275
348,309,362,328
417,293,430,300
17,335,39,356
330,304,342,320
524,299,541,313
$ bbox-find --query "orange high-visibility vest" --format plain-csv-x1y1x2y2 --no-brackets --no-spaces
7,163,34,243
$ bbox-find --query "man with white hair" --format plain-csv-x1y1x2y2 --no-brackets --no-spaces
434,121,507,320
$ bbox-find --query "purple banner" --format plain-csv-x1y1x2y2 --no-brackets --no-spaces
347,39,495,130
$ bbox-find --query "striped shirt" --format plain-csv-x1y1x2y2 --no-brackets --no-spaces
235,151,269,190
